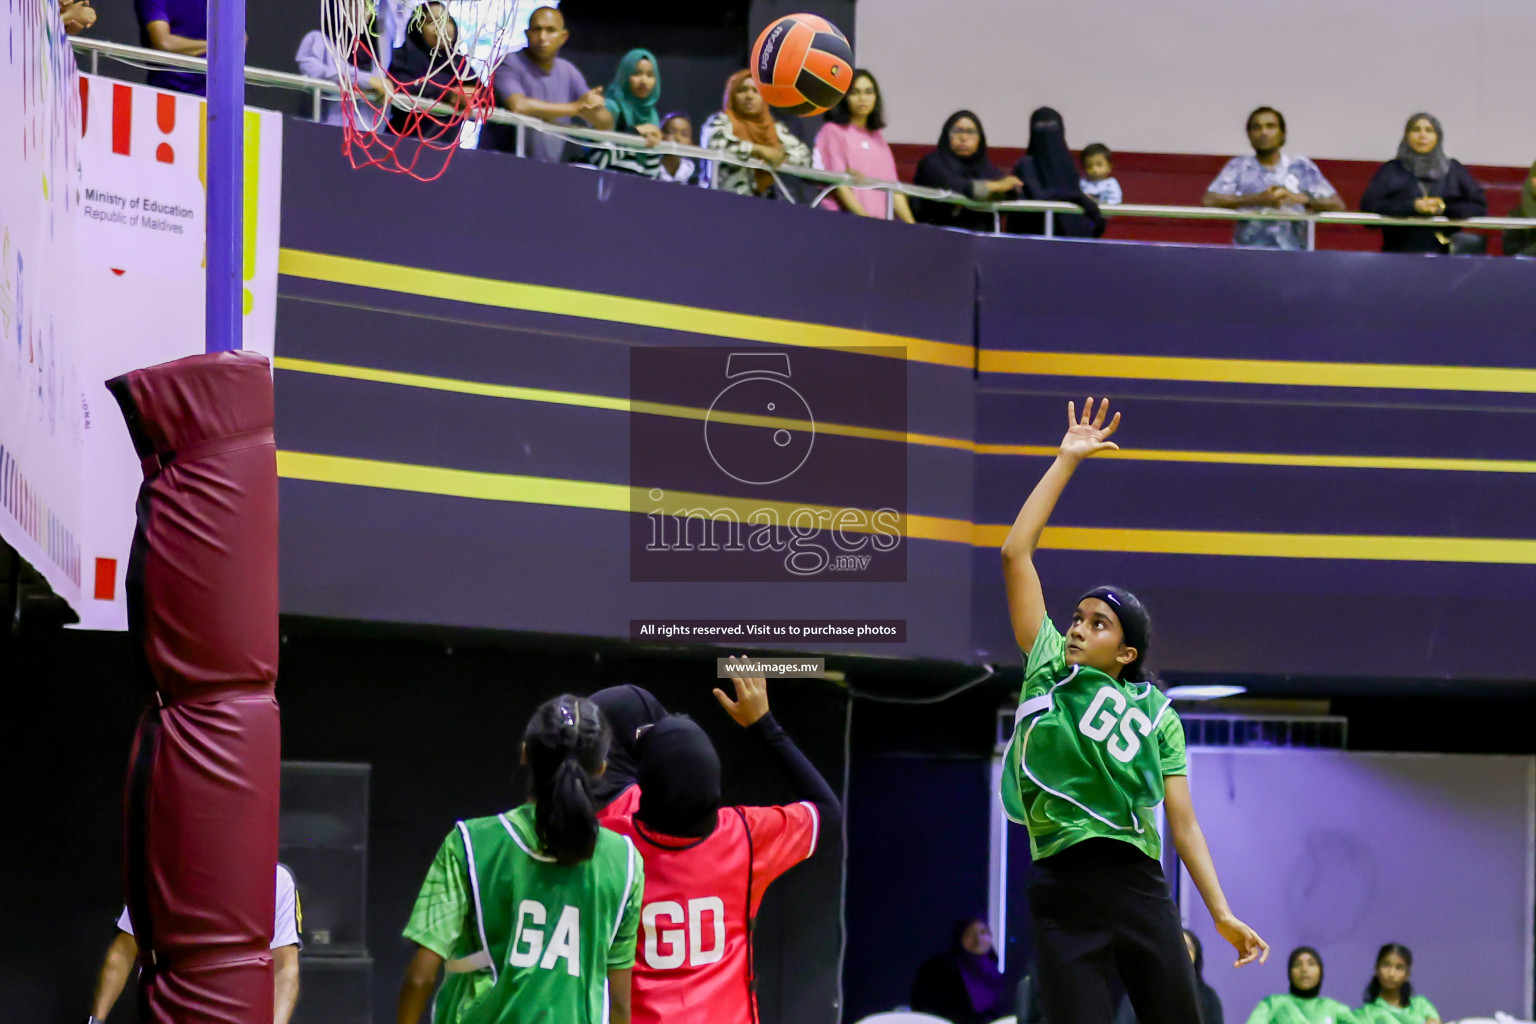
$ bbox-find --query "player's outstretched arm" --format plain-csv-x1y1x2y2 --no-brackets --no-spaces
715,661,842,826
1164,776,1269,967
1001,398,1121,652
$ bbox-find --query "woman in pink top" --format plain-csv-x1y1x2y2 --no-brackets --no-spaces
813,69,915,223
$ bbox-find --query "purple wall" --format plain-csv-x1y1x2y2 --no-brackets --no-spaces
276,118,1536,681
1180,749,1534,1021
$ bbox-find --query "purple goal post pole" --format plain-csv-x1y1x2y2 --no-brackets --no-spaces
204,0,245,353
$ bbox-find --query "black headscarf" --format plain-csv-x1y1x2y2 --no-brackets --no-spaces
636,715,722,838
1012,106,1104,237
589,685,667,809
1289,946,1324,999
1397,112,1450,183
949,917,1008,1014
389,3,463,88
1184,928,1206,979
1024,107,1080,196
912,111,1008,229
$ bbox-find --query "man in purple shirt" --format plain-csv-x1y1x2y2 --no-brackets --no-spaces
135,0,208,95
481,6,612,161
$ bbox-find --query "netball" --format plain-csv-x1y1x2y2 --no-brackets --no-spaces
750,13,854,116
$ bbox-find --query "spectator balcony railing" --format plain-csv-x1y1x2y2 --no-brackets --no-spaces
72,36,1536,251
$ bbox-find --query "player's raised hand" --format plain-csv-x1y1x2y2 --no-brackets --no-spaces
1214,913,1270,967
1059,397,1121,462
713,657,770,727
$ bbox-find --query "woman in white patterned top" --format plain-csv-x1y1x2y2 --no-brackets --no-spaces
700,70,810,198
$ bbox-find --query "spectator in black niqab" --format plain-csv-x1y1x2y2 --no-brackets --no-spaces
912,110,1022,232
1360,113,1487,253
911,916,1010,1024
1009,106,1106,238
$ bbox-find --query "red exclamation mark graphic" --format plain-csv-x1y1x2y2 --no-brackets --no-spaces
156,93,176,164
112,83,132,156
79,77,89,135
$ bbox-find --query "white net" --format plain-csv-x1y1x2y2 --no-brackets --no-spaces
318,0,537,179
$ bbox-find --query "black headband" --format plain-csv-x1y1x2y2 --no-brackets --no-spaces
1078,585,1151,674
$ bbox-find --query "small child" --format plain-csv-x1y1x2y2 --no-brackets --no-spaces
1079,142,1123,205
657,112,705,187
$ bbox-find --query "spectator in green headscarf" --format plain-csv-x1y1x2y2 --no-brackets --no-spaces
582,48,662,178
1502,160,1536,257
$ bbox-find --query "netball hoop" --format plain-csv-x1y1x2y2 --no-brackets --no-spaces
320,0,519,181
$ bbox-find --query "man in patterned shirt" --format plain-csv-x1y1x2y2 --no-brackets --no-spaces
1202,106,1344,250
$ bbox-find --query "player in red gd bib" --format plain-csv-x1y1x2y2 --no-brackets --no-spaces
600,667,840,1024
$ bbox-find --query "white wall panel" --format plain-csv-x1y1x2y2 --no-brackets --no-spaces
856,0,1536,166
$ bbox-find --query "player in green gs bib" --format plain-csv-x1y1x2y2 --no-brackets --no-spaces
999,398,1268,1024
396,695,645,1024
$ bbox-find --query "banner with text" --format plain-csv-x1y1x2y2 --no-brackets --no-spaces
0,0,86,610
72,74,282,629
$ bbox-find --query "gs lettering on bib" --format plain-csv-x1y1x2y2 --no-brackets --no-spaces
1077,685,1155,763
1000,616,1188,862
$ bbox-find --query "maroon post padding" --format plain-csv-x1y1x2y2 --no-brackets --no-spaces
109,350,281,1024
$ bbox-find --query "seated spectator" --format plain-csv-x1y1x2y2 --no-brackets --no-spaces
1113,929,1223,1024
1080,143,1122,206
1356,943,1440,1024
481,6,611,161
910,917,1009,1024
656,112,705,186
1360,113,1487,254
60,0,96,35
580,48,662,178
1243,946,1353,1024
1501,160,1536,257
1202,106,1344,250
386,3,476,138
134,0,208,95
813,69,915,223
1010,106,1105,238
912,110,1021,232
700,70,811,197
294,28,388,128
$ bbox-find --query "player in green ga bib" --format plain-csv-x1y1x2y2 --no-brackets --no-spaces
1357,944,1441,1024
397,695,645,1024
1246,947,1359,1024
999,398,1268,1024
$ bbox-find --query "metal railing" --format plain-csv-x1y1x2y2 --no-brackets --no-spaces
70,36,1536,248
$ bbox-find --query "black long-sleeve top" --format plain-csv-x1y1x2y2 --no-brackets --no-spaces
1359,158,1487,253
747,712,841,829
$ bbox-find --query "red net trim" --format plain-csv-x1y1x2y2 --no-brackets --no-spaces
338,39,496,182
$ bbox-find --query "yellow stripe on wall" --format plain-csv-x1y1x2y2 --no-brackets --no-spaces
277,451,972,544
976,443,1536,475
277,357,1536,473
273,356,971,450
979,350,1536,394
278,451,1536,564
968,524,1536,565
278,249,975,369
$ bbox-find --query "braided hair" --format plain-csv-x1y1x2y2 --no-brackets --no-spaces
524,694,611,866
